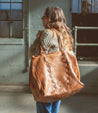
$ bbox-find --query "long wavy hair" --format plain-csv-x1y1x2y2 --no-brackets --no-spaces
42,7,74,51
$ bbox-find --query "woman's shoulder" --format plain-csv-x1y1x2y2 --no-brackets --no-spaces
41,28,63,40
42,28,53,35
40,28,54,38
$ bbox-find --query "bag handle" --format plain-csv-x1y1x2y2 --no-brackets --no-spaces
38,29,65,55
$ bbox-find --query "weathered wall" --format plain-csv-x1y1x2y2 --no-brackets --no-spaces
0,0,29,85
0,45,28,84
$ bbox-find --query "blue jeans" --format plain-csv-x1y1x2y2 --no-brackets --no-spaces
36,100,61,113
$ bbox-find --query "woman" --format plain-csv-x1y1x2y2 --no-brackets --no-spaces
29,7,74,113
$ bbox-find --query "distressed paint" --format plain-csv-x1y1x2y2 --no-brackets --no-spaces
0,0,29,85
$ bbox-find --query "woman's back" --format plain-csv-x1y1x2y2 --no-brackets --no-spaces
40,29,64,54
30,28,64,57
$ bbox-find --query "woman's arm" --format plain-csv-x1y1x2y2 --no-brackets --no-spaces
29,37,39,59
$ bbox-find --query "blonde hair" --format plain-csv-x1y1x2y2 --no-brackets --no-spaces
43,7,74,51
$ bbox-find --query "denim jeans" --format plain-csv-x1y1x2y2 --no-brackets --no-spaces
36,100,61,113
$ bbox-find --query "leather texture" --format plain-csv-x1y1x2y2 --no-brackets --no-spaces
29,30,84,103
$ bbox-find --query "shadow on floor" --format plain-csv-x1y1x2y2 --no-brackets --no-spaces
61,67,98,113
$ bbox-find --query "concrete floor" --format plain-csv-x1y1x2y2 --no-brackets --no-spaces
0,85,98,113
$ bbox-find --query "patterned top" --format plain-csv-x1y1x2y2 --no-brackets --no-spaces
29,29,64,58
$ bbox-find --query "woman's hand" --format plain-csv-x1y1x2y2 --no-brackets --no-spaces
36,30,42,38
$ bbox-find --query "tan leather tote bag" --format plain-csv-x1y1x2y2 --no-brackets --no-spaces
29,31,84,103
